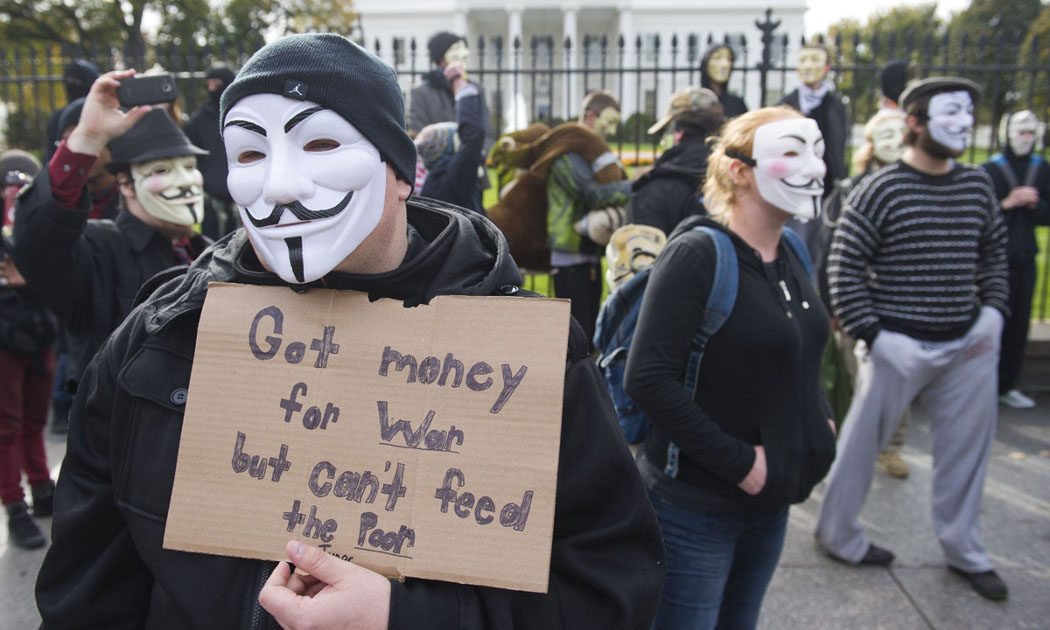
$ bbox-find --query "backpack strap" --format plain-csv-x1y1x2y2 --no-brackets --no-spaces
781,226,813,278
1024,154,1044,188
664,226,738,478
991,153,1021,191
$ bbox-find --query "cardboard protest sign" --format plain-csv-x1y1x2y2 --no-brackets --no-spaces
164,282,569,593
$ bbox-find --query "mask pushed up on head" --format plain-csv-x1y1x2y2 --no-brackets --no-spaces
130,156,205,225
744,117,826,221
869,113,907,165
223,93,388,284
1002,110,1040,157
926,90,974,153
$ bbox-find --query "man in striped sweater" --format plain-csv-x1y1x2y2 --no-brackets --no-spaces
815,77,1011,600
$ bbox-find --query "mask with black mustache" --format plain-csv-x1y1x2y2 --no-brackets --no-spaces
749,117,827,220
130,156,205,225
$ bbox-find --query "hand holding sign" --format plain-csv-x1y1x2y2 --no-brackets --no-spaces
260,540,390,630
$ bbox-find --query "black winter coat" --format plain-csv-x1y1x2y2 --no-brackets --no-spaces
35,197,665,630
418,87,486,215
980,149,1050,261
184,100,232,203
627,140,710,235
780,89,848,198
12,169,208,389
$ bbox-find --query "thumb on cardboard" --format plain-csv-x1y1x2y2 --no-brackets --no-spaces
286,540,347,584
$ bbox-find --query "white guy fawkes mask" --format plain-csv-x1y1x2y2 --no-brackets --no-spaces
927,90,974,153
593,107,621,139
1005,110,1039,157
707,48,733,85
871,115,907,165
797,47,829,87
444,42,469,66
130,156,205,225
750,117,826,220
223,93,387,284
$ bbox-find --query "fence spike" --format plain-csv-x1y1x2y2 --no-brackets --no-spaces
565,36,572,50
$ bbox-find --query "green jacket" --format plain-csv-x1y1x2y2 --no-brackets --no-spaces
546,153,632,254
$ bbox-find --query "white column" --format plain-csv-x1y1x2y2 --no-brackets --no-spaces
507,5,525,132
618,7,636,118
453,10,467,38
562,5,578,119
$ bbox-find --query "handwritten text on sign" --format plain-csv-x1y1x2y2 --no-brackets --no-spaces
163,283,569,593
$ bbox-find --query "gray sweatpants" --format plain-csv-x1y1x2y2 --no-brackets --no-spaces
815,307,1002,572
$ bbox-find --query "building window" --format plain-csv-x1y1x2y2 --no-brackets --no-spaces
725,33,748,62
642,34,659,64
644,89,656,117
392,37,406,65
584,37,603,67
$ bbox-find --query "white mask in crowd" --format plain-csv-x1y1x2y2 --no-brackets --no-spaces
797,47,829,87
749,117,826,220
223,93,387,284
444,42,469,66
707,48,733,85
926,90,974,153
870,115,907,165
592,107,621,139
130,156,205,225
1005,110,1039,157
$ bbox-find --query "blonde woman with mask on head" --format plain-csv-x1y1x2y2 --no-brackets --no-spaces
625,106,837,629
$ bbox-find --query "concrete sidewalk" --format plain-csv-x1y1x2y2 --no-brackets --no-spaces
2,395,1048,629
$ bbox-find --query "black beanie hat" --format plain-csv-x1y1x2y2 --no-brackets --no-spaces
64,59,100,101
105,109,208,174
205,63,236,87
57,97,86,135
428,31,464,66
221,33,417,189
880,59,909,104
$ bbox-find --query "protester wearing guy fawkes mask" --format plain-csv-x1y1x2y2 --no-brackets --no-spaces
779,42,848,198
981,110,1050,409
36,33,664,630
818,77,1012,602
625,108,835,628
11,78,210,416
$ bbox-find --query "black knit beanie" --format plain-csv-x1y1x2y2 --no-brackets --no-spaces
880,60,909,104
220,33,417,189
428,31,464,66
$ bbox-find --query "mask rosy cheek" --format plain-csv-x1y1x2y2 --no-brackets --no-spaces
768,160,790,178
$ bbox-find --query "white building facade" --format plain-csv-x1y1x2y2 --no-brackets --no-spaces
356,0,807,129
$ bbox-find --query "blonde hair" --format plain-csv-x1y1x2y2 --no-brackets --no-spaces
851,109,907,174
702,106,803,223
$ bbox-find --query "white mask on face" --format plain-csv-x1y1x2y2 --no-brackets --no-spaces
130,156,205,225
444,42,469,66
224,93,387,284
707,48,733,85
749,117,826,220
593,107,621,139
797,48,829,87
870,115,907,165
927,90,974,153
1006,110,1039,156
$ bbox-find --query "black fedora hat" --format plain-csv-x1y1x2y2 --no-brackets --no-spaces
105,109,208,173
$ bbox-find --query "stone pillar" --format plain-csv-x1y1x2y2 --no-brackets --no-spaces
563,4,578,119
618,6,636,117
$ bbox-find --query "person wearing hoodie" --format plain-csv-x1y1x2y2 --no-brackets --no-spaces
627,86,725,235
35,33,664,630
45,59,100,161
186,63,238,239
981,110,1050,409
699,44,748,119
625,106,835,629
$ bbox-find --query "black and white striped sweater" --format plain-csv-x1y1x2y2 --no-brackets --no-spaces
828,160,1009,344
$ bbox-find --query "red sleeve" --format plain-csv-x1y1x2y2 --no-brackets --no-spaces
48,140,99,209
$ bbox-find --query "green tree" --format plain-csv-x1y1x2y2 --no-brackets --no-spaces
1018,5,1050,114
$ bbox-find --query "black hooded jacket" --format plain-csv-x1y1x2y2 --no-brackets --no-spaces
699,46,748,119
980,148,1050,260
626,139,710,235
36,197,665,630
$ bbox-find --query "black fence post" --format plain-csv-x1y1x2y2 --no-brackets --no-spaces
755,8,781,107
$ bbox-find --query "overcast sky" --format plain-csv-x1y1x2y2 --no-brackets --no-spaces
805,0,972,35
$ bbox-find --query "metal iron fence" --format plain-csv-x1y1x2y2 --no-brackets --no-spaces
4,9,1050,316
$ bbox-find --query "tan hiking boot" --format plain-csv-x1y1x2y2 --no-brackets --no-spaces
877,452,909,479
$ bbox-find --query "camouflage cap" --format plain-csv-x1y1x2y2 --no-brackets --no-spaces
647,86,722,136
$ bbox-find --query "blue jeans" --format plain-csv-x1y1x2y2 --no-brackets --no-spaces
649,492,788,630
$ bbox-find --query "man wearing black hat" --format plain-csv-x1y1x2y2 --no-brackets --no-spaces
817,77,1010,601
878,59,912,112
186,63,238,239
35,33,663,630
409,31,493,192
11,70,210,415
